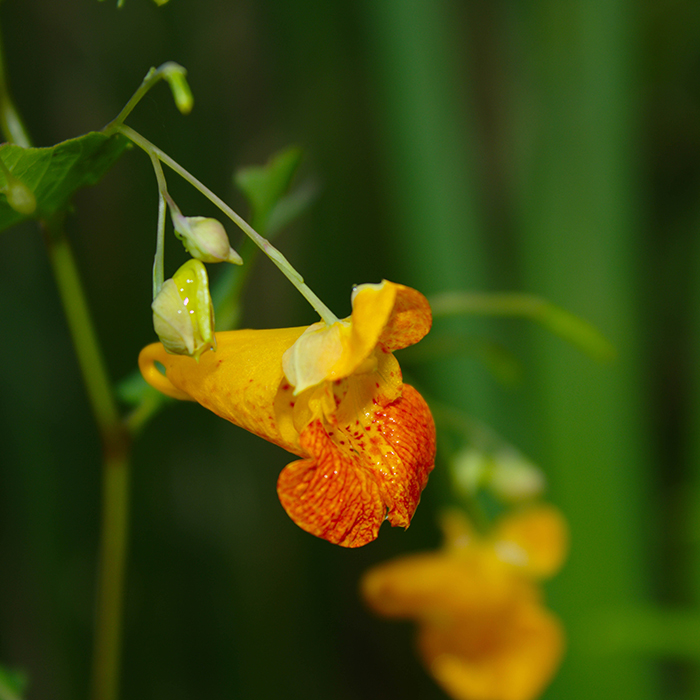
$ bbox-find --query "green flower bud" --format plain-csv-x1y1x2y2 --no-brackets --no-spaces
5,178,36,216
152,259,216,359
162,63,193,114
171,210,243,265
451,447,489,496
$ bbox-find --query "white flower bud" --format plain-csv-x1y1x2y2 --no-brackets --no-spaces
171,211,242,265
489,449,546,502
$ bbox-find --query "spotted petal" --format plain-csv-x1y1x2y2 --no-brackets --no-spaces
277,384,435,547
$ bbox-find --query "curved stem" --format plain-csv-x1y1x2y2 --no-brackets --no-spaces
149,151,168,298
104,62,191,133
114,123,339,325
430,290,616,362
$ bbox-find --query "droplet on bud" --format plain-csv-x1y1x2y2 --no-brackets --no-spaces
152,259,216,359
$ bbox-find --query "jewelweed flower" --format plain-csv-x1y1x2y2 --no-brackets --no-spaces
139,280,436,547
361,505,568,700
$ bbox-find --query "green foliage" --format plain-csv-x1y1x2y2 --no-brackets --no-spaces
0,665,27,700
0,132,129,231
234,146,305,233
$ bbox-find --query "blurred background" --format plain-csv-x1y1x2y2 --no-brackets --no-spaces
1,0,700,698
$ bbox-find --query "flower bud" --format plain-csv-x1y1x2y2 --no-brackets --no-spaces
162,62,193,113
171,210,242,265
5,178,36,216
489,449,545,503
152,259,216,359
451,447,489,496
451,446,545,503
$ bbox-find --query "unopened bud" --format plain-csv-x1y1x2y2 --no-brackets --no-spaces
152,259,216,359
171,210,242,265
162,63,193,114
489,449,545,502
451,447,489,496
5,178,36,216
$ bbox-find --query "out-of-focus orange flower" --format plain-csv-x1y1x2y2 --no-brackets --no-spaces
139,280,436,547
361,505,568,700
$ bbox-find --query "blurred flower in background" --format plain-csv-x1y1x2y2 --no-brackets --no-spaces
362,506,568,700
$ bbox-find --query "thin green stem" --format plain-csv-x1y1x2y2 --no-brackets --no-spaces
104,62,190,133
588,606,700,660
44,219,121,433
91,449,130,700
0,20,30,147
0,14,132,700
430,290,616,362
114,123,339,325
149,151,168,298
43,217,131,700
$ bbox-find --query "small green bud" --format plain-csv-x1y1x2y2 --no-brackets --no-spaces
451,447,489,496
152,259,216,359
171,210,243,265
5,178,36,216
162,63,194,115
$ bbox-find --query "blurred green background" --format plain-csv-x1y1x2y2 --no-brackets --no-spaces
2,0,700,698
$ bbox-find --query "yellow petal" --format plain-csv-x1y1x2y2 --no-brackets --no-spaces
419,602,564,700
282,320,350,395
493,505,569,579
139,327,306,453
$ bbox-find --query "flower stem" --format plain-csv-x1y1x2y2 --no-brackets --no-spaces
149,151,168,298
104,62,191,133
91,448,130,700
430,290,616,362
113,123,339,325
43,216,131,700
0,16,131,700
0,23,30,147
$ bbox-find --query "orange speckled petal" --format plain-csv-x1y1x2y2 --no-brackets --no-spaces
373,384,436,528
278,384,436,548
378,283,432,351
277,419,385,547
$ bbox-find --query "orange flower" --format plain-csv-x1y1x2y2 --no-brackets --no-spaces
139,280,436,547
361,505,568,700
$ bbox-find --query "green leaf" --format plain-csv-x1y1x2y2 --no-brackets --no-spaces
234,146,304,232
0,664,27,700
0,131,130,233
